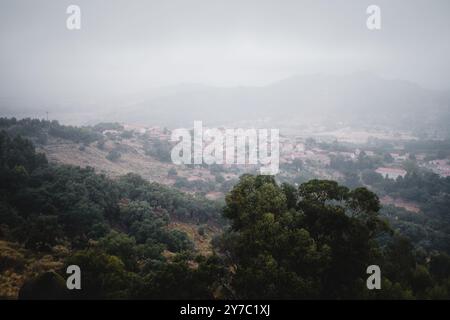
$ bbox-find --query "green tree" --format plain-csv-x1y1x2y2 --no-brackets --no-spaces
218,175,393,299
99,231,138,270
66,249,135,299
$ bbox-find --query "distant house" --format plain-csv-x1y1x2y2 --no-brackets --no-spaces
436,166,450,177
390,153,409,162
375,167,407,179
430,159,448,166
414,153,426,161
429,159,450,177
102,129,120,135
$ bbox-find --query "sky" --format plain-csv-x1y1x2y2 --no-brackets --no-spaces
0,0,449,103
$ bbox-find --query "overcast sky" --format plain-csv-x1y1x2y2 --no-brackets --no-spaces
0,0,449,102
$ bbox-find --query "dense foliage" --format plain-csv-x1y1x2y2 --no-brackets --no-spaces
374,171,450,253
143,139,172,162
324,141,450,254
215,175,450,299
0,130,224,298
0,117,102,145
1,130,449,299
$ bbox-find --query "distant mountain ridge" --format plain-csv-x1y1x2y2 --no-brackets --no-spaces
1,73,449,136
103,72,450,133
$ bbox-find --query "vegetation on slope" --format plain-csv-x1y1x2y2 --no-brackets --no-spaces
1,127,450,299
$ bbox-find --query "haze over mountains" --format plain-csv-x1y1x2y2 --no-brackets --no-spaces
2,72,448,136
107,72,450,129
1,1,449,134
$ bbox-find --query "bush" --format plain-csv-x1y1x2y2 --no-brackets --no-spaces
106,150,121,162
168,168,178,177
120,130,133,139
96,139,105,150
198,226,206,237
144,139,172,162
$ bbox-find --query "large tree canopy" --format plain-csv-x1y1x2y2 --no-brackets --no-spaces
217,175,448,299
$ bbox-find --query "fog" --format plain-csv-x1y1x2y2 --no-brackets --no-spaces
0,0,449,122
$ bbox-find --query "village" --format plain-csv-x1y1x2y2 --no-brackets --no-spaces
62,122,450,216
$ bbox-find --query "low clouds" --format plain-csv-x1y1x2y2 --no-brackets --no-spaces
0,0,449,104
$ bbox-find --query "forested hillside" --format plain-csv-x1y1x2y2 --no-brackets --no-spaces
0,130,223,298
1,129,450,299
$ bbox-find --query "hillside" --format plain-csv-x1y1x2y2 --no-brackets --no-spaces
1,122,450,299
0,118,234,198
